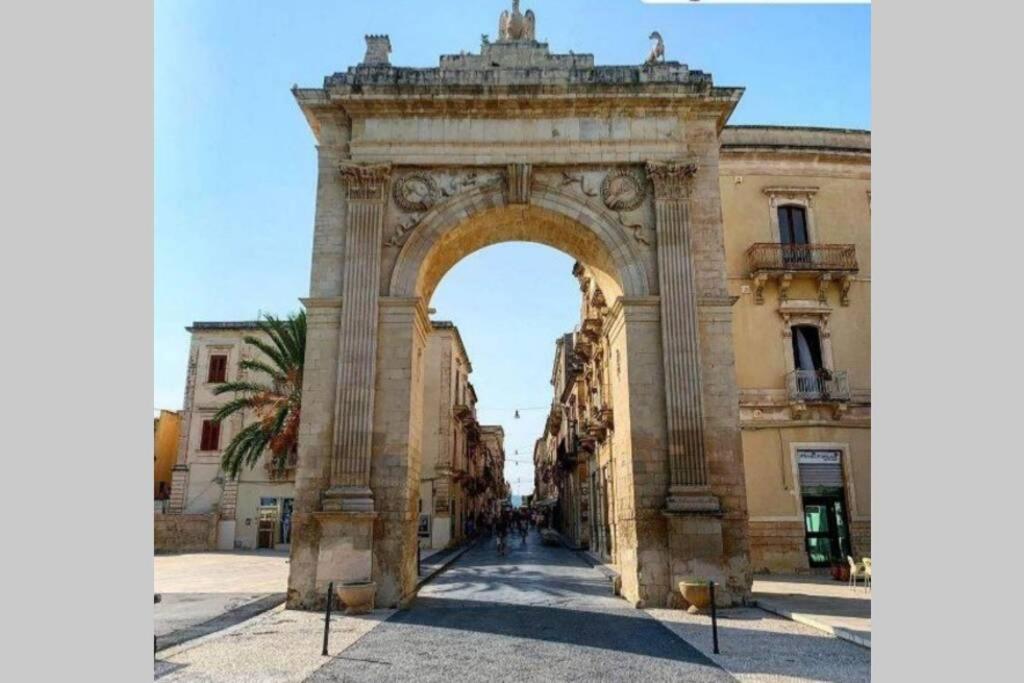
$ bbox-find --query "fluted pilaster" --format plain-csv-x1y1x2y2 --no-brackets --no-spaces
647,160,719,513
323,162,392,512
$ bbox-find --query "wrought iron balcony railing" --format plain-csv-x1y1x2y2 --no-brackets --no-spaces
787,369,851,403
747,243,858,274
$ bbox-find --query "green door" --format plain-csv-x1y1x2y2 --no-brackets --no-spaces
803,496,851,567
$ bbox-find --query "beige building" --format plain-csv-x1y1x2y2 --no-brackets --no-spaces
419,321,508,550
721,127,870,573
163,320,505,554
167,322,298,552
535,127,870,575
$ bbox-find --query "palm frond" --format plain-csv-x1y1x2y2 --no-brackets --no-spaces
211,380,275,397
238,358,285,382
242,335,289,375
212,397,265,423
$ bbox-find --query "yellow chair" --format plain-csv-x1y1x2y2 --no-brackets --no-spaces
862,557,871,591
847,555,866,588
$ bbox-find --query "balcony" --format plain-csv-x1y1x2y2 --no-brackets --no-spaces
747,243,859,305
787,369,851,403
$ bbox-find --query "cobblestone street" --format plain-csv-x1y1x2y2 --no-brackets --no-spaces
311,532,732,682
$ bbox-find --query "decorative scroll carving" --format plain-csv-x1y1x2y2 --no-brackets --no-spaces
392,173,439,212
646,160,698,199
339,162,392,201
616,212,650,246
601,169,647,211
385,215,421,247
560,171,598,197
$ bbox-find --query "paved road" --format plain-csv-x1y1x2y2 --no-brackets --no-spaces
313,531,734,682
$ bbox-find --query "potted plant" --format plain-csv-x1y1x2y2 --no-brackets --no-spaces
336,580,376,615
830,560,850,582
678,577,714,614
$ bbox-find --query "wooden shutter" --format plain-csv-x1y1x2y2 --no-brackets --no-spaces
208,355,227,383
201,420,220,451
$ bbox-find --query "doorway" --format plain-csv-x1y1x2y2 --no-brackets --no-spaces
802,496,851,567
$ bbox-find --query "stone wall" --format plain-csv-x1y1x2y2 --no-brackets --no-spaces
748,520,808,574
154,513,218,553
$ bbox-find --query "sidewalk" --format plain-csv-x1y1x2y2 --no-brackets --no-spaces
752,574,871,648
416,538,478,588
155,604,393,682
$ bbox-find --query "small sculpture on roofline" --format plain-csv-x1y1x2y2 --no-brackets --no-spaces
646,31,665,65
499,0,535,42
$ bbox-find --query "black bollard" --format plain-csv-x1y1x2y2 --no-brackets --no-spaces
322,581,334,656
417,543,421,576
709,580,719,654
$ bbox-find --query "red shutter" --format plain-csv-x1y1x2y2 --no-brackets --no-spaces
208,355,227,383
201,420,220,451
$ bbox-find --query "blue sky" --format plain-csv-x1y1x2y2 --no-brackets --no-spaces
155,1,869,494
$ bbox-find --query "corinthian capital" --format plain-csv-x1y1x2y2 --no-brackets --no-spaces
338,162,392,201
646,160,698,200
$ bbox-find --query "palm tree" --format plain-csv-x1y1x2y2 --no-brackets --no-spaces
212,311,306,479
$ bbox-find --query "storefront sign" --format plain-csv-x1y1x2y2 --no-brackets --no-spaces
798,450,841,465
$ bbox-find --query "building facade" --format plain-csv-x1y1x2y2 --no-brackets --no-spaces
164,320,506,554
154,409,180,503
419,321,508,550
535,126,871,575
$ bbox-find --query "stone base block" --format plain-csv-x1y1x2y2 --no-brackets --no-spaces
665,511,736,606
308,511,377,609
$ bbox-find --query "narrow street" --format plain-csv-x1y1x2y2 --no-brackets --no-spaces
311,531,733,682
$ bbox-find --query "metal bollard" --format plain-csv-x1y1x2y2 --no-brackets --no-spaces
322,581,334,656
709,580,719,654
417,544,421,576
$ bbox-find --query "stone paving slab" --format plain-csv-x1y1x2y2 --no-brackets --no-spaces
155,550,291,650
752,575,871,648
154,604,393,682
649,606,870,683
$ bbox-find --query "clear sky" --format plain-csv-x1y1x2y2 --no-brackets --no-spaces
155,1,870,495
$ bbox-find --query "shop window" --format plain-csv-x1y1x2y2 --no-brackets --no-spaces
199,419,220,451
207,354,228,383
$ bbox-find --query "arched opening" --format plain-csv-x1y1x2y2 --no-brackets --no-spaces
366,191,661,608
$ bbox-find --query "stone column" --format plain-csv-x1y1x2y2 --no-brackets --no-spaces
646,160,719,513
323,162,392,513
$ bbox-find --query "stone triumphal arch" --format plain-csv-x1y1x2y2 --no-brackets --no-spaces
286,6,752,610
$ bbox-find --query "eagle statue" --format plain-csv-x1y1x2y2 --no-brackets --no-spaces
499,0,535,42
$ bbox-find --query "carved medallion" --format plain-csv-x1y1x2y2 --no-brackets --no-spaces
601,169,647,211
392,173,439,212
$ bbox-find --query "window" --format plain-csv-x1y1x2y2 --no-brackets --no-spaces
778,205,811,266
207,354,228,383
792,325,823,372
778,205,810,245
200,419,221,451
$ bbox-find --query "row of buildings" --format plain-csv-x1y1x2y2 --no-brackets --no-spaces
534,130,871,574
156,319,507,553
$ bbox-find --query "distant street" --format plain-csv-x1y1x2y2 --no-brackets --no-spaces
311,531,733,682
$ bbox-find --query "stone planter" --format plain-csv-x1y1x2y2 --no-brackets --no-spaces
678,581,713,614
336,581,376,615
